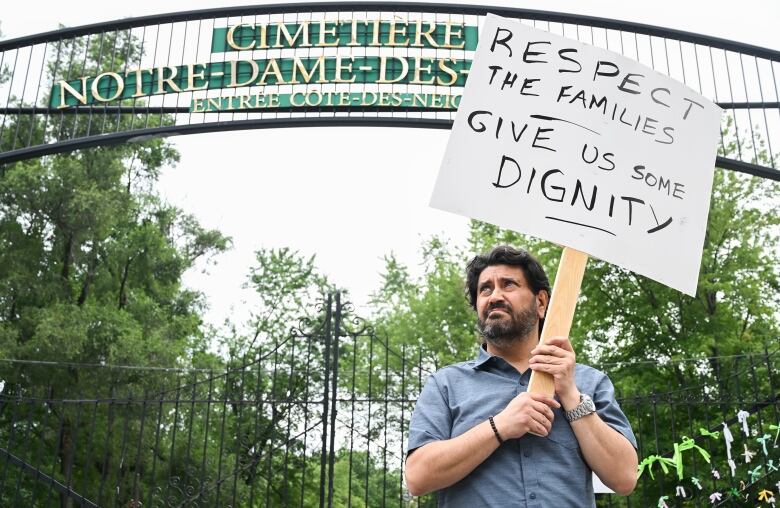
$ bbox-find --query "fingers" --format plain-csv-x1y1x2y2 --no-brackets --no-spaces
529,354,566,365
523,404,552,434
531,344,570,358
529,413,552,435
541,336,574,352
529,362,560,375
530,400,554,422
527,392,561,409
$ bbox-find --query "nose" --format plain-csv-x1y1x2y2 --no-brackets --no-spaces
487,287,507,306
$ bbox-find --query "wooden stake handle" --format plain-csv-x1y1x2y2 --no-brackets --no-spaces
527,247,589,397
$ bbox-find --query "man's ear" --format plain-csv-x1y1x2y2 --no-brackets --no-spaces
536,290,549,319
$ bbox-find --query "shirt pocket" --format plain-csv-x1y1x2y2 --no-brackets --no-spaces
547,408,579,450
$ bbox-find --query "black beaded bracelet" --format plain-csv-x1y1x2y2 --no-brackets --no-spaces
488,416,504,444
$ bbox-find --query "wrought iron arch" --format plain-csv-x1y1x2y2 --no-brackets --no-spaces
0,2,778,179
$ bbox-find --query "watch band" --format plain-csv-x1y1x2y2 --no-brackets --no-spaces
564,394,596,422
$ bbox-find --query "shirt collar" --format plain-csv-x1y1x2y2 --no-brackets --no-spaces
472,343,494,370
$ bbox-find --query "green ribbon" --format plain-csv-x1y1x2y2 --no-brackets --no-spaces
699,427,720,440
770,423,780,445
637,455,677,479
749,465,762,483
757,434,772,456
672,436,711,480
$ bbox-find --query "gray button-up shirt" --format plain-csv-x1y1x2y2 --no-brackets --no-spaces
407,346,637,507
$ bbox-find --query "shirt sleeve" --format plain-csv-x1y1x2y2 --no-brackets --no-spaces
593,372,638,449
407,373,452,455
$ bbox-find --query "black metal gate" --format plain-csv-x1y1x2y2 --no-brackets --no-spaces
2,293,780,507
0,293,424,507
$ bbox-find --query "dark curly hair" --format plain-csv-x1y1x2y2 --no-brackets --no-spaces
465,245,551,324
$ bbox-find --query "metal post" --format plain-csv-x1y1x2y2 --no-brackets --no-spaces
326,292,342,508
318,294,333,508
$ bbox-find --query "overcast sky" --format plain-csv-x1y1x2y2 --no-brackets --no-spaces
2,0,778,329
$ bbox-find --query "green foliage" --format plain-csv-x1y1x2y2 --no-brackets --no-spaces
370,237,477,370
0,145,228,372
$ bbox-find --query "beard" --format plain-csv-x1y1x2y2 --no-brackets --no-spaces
477,299,539,349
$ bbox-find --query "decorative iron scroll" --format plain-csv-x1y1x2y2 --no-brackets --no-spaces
0,3,778,179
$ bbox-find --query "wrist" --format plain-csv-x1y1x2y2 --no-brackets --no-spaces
488,416,504,445
492,412,512,440
560,389,582,412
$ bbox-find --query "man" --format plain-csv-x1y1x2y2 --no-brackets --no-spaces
405,245,637,507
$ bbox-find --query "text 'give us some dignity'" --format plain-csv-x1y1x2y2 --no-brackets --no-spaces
464,24,711,237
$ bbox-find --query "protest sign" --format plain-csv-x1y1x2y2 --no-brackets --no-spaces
430,14,722,397
431,14,722,297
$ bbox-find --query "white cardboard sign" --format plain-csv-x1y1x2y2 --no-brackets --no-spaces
430,15,722,296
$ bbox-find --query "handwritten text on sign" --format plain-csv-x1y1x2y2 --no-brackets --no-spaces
430,15,722,295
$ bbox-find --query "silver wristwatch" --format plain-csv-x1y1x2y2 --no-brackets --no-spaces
564,394,596,422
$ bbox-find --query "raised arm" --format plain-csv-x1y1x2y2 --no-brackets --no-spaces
405,390,560,496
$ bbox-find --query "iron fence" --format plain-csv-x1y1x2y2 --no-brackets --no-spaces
0,293,778,506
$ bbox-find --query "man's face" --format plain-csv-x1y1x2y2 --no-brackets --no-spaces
475,264,546,347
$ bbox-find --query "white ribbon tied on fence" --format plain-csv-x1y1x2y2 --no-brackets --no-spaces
737,410,751,436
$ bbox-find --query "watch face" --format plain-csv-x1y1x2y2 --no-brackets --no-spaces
582,394,596,412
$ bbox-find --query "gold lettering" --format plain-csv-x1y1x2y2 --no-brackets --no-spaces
361,91,378,105
317,20,339,47
369,19,382,46
290,91,305,107
192,97,207,113
91,72,124,102
57,76,89,108
185,63,209,91
290,55,327,84
332,56,356,83
411,56,435,85
239,94,253,109
431,92,445,108
412,93,427,107
229,59,259,87
257,24,269,49
377,56,409,84
252,93,263,108
442,21,466,49
304,90,322,107
436,58,458,86
322,91,335,106
226,24,255,51
388,20,409,46
257,59,285,85
413,20,438,48
348,19,360,46
125,68,152,98
338,91,351,106
267,93,279,107
207,97,223,111
156,66,183,94
274,21,311,48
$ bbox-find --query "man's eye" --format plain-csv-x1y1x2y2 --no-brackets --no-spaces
480,286,491,294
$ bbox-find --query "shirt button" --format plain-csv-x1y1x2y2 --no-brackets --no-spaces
530,493,537,500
